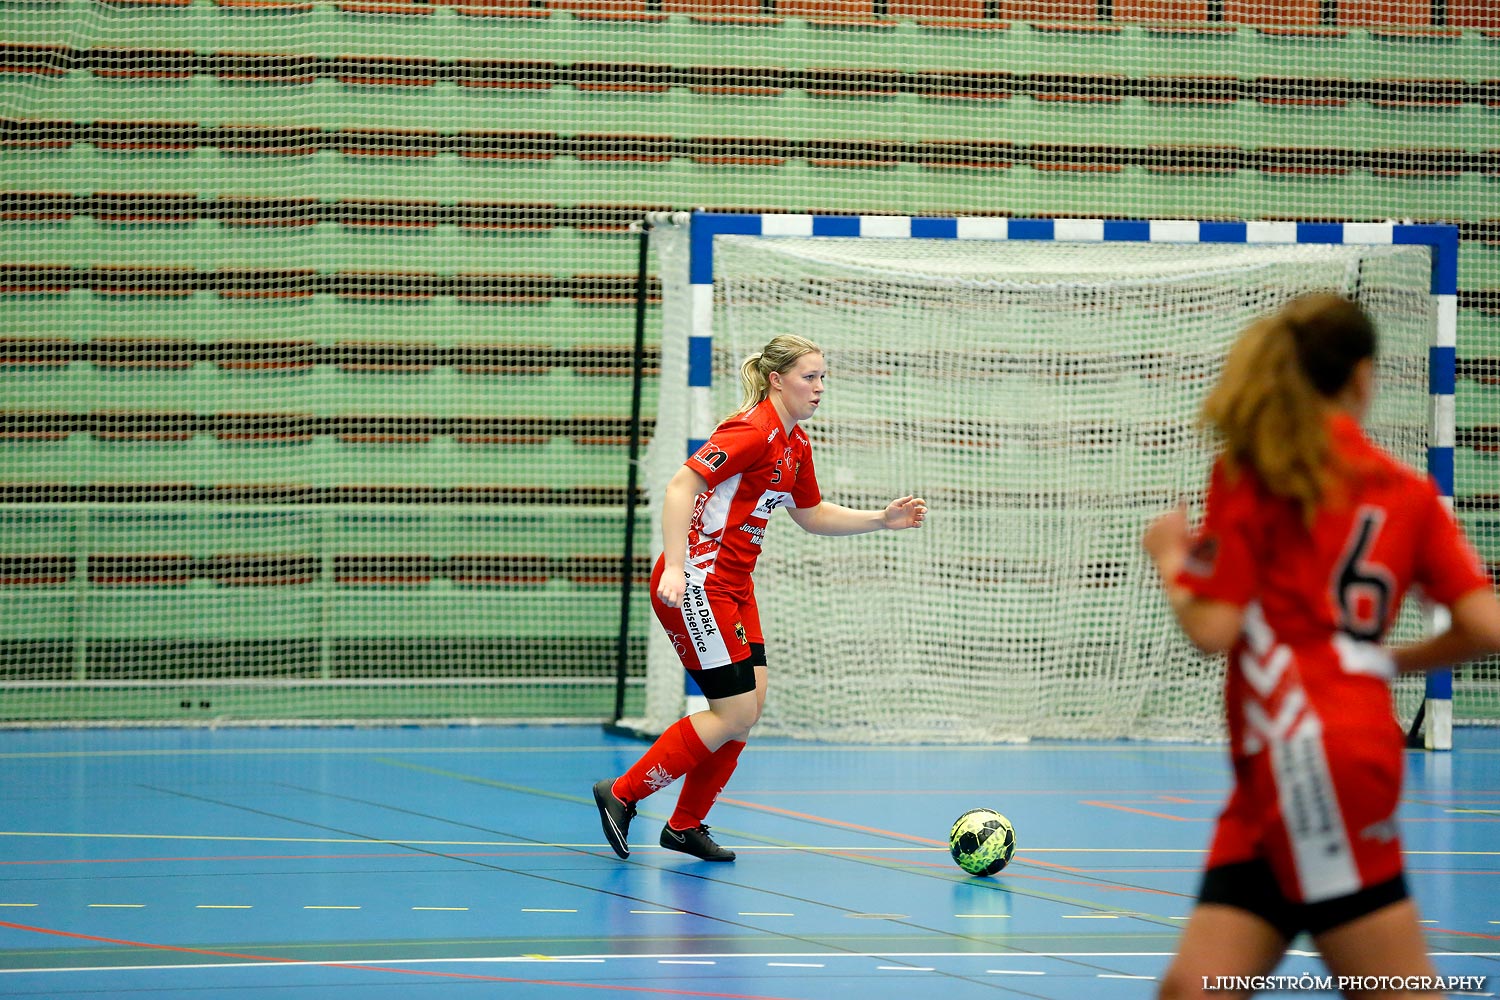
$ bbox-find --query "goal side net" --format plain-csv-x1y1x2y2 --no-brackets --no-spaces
636,214,1455,744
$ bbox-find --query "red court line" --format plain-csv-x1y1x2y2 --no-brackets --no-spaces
1427,926,1500,942
1080,800,1207,822
0,920,799,999
716,796,947,845
828,849,1075,874
822,851,1188,899
1005,856,1086,873
717,797,1089,873
1000,873,1190,898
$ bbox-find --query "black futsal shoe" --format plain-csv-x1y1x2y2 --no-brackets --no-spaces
593,779,636,859
659,823,736,862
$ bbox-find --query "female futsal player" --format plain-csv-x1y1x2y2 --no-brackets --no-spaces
1144,293,1500,999
593,334,927,861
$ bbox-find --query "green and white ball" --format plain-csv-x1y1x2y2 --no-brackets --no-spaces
948,808,1016,876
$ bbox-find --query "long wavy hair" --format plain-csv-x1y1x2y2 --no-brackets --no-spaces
1201,293,1376,523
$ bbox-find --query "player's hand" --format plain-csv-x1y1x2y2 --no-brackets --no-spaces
657,568,686,608
1142,502,1190,562
884,495,927,530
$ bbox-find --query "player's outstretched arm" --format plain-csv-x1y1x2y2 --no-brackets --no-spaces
787,496,927,537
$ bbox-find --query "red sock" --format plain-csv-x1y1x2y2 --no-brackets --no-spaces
669,739,745,831
612,717,711,805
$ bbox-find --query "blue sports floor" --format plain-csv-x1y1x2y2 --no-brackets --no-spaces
0,726,1496,999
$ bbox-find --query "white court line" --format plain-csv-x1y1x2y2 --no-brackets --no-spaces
0,831,590,847
0,744,1234,760
8,951,1498,976
5,831,1496,856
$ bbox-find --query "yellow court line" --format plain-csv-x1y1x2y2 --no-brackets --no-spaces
6,830,1498,857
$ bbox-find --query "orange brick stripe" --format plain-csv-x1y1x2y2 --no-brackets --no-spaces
5,121,1497,175
0,485,636,504
0,412,652,442
0,47,1492,107
0,554,652,587
0,194,659,230
0,264,658,303
3,194,1497,245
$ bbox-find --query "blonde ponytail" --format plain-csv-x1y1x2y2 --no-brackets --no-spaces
1201,293,1376,525
734,334,822,416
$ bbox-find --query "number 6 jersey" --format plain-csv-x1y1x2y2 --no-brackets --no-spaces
1176,412,1490,903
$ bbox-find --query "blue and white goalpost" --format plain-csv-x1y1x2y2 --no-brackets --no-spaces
629,212,1458,746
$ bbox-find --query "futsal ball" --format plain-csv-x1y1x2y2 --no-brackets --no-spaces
948,808,1016,876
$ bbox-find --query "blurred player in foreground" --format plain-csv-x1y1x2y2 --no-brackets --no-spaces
594,334,927,861
1144,293,1500,999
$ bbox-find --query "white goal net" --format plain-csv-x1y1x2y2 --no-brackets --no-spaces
643,221,1436,743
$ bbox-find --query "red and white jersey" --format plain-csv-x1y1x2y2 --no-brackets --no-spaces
1177,413,1489,902
681,398,821,594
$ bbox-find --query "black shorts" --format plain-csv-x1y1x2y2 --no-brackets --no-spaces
691,643,765,700
1198,858,1409,939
